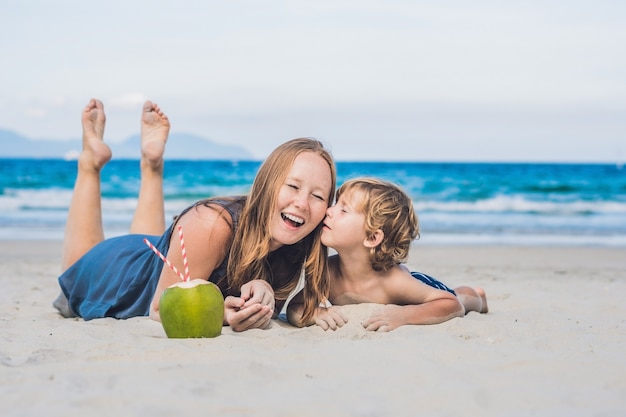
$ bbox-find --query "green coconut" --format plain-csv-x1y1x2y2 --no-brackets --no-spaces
159,279,225,338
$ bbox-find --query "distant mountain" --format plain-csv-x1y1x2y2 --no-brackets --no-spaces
0,128,254,160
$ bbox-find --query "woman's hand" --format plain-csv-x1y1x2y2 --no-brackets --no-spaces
223,280,275,332
240,280,275,311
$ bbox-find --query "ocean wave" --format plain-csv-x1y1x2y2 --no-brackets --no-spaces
2,159,625,244
2,187,625,222
414,195,626,215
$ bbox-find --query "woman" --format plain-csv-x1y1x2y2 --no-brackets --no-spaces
54,98,336,331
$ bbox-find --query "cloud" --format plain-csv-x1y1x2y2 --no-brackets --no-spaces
1,1,625,161
52,96,67,107
24,107,47,118
109,93,148,110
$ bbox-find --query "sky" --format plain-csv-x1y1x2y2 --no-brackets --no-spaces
0,0,625,162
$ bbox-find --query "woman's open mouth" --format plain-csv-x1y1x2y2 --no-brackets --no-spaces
282,213,304,228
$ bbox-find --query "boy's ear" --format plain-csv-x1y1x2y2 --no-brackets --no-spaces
363,229,384,248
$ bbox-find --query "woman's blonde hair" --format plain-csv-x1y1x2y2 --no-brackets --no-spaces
228,138,336,322
336,177,419,271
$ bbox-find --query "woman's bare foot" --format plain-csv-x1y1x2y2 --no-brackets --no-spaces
140,101,170,171
79,98,112,171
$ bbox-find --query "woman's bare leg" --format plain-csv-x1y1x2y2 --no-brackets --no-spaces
61,98,112,271
129,101,170,235
454,286,489,314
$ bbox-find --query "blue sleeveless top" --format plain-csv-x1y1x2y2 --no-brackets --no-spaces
57,197,244,320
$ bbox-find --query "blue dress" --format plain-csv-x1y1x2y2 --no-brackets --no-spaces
55,198,243,320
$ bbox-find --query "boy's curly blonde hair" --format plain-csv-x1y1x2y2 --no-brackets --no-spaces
336,177,419,271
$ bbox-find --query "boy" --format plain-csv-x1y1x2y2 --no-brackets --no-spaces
288,177,487,331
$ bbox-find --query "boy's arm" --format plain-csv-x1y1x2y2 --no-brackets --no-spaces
363,297,463,331
363,272,464,331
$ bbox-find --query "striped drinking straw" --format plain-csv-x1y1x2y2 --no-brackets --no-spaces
177,225,190,282
143,238,186,282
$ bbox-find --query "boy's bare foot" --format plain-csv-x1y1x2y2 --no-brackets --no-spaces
140,101,170,171
79,98,112,171
475,287,489,314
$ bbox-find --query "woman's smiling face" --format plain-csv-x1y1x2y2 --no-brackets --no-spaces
269,151,333,251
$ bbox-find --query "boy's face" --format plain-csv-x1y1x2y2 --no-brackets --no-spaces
321,190,368,251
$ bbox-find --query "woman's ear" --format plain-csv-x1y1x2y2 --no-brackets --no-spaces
363,229,384,248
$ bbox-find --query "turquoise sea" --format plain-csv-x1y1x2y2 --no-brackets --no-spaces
1,159,625,246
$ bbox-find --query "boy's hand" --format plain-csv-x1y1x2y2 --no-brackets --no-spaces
314,306,348,331
362,305,402,332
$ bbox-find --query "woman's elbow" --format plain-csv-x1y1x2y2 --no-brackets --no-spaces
286,306,306,328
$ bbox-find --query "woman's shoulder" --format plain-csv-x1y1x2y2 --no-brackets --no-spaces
196,195,246,211
175,200,240,236
190,196,246,221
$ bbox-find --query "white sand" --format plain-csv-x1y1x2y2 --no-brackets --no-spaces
1,241,625,416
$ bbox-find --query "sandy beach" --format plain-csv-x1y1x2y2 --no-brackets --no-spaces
1,241,625,417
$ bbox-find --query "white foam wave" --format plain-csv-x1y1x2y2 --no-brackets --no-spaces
414,195,626,215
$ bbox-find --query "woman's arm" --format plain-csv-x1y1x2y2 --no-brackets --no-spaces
152,203,276,331
149,204,233,321
224,280,275,331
